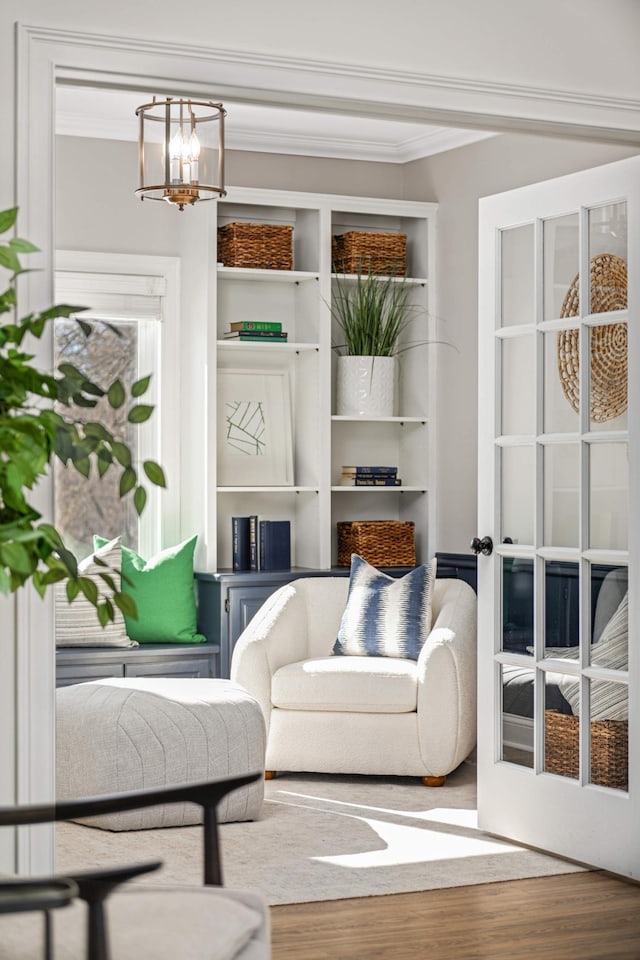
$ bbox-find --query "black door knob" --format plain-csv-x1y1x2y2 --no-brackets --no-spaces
470,536,493,556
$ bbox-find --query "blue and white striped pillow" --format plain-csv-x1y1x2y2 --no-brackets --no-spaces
333,554,437,660
559,590,628,720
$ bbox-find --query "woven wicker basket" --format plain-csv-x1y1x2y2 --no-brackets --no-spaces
545,709,628,790
218,222,294,270
337,520,416,568
332,231,407,276
557,252,627,423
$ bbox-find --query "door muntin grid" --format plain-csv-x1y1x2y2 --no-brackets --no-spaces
497,202,629,790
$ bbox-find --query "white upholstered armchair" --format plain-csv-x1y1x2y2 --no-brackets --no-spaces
230,576,477,786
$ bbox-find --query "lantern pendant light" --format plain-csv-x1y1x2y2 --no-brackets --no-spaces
135,97,226,210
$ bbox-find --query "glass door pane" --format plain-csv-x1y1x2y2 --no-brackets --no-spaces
501,336,535,435
501,225,534,327
502,557,533,655
589,442,628,551
544,680,578,781
543,213,579,322
543,445,579,548
502,663,534,769
588,202,627,287
544,330,580,433
589,322,628,431
589,680,628,791
501,446,534,545
588,202,628,430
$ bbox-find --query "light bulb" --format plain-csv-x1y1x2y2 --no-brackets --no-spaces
181,139,192,184
169,129,183,182
189,131,200,181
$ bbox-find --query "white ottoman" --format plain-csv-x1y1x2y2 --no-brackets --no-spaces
56,677,266,830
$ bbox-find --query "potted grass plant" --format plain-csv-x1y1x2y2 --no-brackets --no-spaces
331,269,419,416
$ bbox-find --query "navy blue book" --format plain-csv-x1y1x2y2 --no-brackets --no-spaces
232,516,251,571
343,477,402,486
259,520,291,571
342,465,397,475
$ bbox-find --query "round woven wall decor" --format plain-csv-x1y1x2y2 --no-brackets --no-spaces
557,252,627,423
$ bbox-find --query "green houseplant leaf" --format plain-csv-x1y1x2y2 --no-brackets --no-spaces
0,209,167,624
330,269,420,357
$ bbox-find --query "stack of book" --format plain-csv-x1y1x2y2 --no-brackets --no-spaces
223,320,288,342
232,516,291,571
340,466,401,486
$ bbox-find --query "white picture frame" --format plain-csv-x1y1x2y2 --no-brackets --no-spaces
217,368,294,486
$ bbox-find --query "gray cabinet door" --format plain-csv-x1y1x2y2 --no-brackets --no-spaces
125,658,213,679
56,645,219,687
56,663,125,687
225,585,280,677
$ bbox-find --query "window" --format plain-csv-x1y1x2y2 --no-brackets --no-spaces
54,253,180,561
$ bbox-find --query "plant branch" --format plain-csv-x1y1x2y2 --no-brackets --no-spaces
0,208,166,623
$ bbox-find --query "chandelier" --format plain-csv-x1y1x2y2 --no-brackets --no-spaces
135,97,226,210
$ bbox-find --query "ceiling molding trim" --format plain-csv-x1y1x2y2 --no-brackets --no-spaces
399,128,496,162
222,126,495,162
25,24,640,143
56,105,496,162
223,128,405,162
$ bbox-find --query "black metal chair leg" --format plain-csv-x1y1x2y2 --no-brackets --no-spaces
203,805,222,885
87,900,109,960
44,910,53,960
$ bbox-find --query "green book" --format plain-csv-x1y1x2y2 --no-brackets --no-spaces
229,320,282,332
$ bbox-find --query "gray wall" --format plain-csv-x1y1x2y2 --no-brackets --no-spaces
56,132,638,554
55,137,407,255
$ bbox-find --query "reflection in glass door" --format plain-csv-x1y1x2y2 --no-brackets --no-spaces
477,156,639,877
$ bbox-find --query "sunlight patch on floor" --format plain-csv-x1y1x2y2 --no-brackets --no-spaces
312,816,514,868
277,790,479,828
420,808,478,829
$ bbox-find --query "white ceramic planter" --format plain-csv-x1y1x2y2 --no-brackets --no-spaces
336,355,396,417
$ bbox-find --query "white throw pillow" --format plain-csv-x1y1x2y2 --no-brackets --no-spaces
55,537,138,648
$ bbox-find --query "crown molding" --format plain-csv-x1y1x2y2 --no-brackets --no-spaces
227,126,495,162
56,102,496,162
25,24,640,145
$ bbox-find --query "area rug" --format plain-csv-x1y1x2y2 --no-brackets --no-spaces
56,763,585,905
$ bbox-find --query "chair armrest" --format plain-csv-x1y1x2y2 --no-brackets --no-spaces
70,860,162,901
0,877,78,915
416,579,477,773
0,773,259,827
231,582,310,732
0,772,261,887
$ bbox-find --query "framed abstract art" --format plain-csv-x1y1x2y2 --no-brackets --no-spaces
217,368,294,486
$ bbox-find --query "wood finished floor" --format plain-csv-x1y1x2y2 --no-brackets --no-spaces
270,871,640,959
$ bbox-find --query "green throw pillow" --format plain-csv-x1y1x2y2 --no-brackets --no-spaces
94,535,205,644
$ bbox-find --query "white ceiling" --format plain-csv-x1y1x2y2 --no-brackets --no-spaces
56,86,496,164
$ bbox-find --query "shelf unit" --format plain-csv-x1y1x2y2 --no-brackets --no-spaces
179,187,438,572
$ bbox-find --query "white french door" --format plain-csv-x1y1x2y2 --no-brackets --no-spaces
477,155,640,877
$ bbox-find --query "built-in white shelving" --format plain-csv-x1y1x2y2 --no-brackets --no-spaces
179,187,438,571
